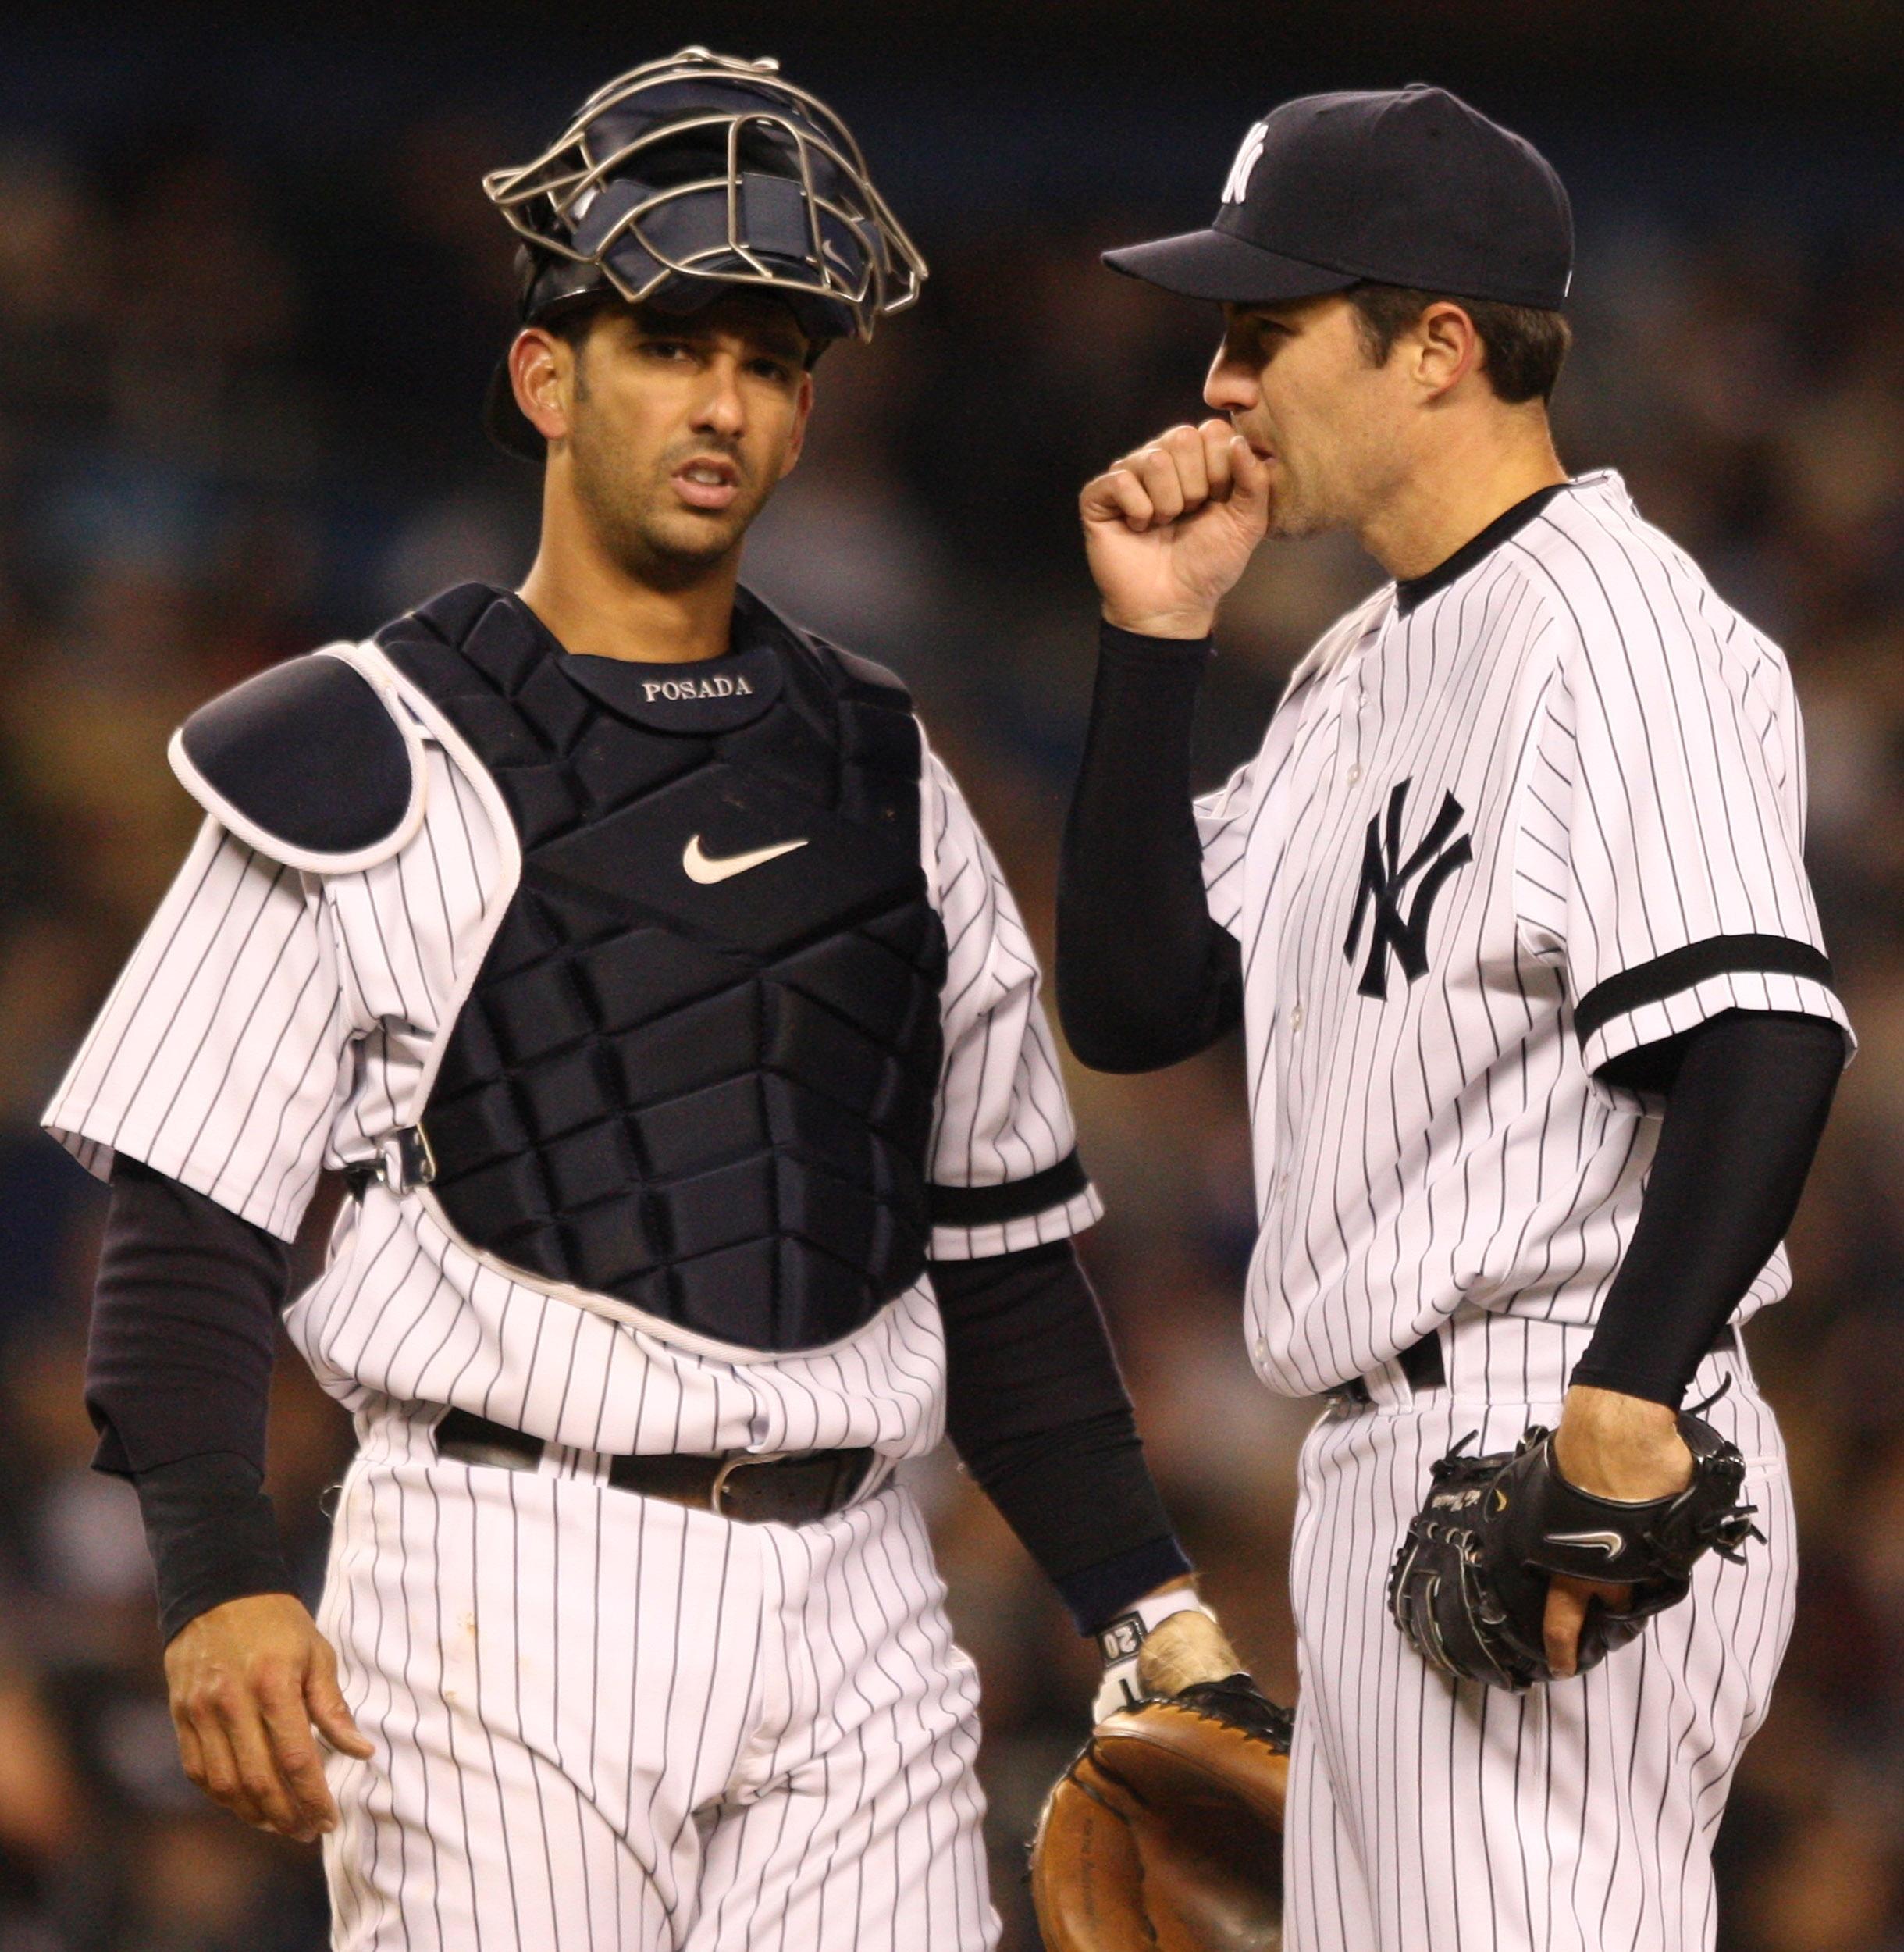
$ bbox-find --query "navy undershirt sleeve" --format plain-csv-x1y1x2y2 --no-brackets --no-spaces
89,1157,297,1641
1058,623,1240,1071
934,1239,1190,1632
1571,1010,1844,1408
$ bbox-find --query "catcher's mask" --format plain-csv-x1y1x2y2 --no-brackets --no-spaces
480,45,927,461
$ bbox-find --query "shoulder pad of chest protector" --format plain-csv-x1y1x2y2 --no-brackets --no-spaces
169,649,427,873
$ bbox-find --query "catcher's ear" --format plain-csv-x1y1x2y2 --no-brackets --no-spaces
773,367,815,483
511,327,572,446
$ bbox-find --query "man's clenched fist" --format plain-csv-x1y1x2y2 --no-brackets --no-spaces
1080,418,1272,639
1543,1384,1695,1679
165,1591,375,1843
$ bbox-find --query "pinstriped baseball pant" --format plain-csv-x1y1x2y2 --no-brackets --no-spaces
316,1404,997,1952
1283,1326,1796,1952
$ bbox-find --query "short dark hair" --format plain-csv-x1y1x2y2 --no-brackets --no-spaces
542,296,618,351
1346,283,1571,404
540,290,827,369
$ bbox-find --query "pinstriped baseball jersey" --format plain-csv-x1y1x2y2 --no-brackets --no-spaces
1194,470,1850,1400
44,654,1098,1463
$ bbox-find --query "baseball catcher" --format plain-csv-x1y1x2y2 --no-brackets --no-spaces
1389,1397,1763,1690
45,46,1250,1950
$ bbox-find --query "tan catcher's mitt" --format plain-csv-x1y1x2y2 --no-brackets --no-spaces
1030,1675,1294,1951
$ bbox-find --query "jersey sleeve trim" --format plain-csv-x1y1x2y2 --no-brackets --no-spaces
927,1150,1090,1227
1574,934,1853,1105
1575,934,1834,1048
927,1186,1105,1263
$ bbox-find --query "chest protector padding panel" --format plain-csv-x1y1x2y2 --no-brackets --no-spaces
379,584,947,1352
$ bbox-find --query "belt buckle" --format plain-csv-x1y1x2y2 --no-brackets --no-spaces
710,1452,794,1518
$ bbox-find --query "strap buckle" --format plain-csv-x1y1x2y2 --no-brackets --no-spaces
376,1124,437,1195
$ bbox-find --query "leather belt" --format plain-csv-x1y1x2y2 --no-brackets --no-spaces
1329,1320,1745,1406
432,1407,877,1526
1331,1333,1447,1405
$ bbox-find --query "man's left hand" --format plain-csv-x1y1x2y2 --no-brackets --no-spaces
1543,1385,1694,1677
1136,1601,1244,1698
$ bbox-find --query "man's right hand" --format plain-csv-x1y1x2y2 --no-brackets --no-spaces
164,1592,375,1843
1080,419,1272,639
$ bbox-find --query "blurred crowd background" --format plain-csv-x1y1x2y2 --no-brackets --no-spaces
0,7,1900,1949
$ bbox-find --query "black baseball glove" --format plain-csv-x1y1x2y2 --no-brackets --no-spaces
1386,1405,1762,1690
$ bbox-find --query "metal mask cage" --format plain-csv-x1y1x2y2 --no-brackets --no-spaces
482,48,927,340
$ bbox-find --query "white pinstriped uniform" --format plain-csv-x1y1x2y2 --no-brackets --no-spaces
1192,472,1846,1950
46,635,1099,1951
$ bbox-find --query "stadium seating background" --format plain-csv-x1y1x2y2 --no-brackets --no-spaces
0,13,1899,1947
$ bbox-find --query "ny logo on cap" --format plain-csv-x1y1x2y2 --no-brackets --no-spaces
1343,778,1474,999
1221,119,1270,205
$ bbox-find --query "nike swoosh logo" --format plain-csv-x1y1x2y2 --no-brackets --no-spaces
1544,1530,1625,1557
682,833,809,885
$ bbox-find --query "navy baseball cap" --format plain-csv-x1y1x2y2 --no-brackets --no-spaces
1104,85,1573,312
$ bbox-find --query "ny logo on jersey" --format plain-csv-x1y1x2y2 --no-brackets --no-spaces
1343,778,1474,1000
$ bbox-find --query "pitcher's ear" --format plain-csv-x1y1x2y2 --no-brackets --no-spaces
1412,301,1482,397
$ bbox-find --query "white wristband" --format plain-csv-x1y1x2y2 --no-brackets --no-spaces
1091,1590,1212,1722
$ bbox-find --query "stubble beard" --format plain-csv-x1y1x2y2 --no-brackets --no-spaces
1266,474,1326,542
1264,455,1362,543
569,422,769,590
1240,424,1329,542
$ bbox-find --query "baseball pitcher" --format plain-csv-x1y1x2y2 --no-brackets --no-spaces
1055,84,1848,1952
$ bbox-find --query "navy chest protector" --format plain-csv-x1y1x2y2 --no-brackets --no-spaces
379,584,948,1352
